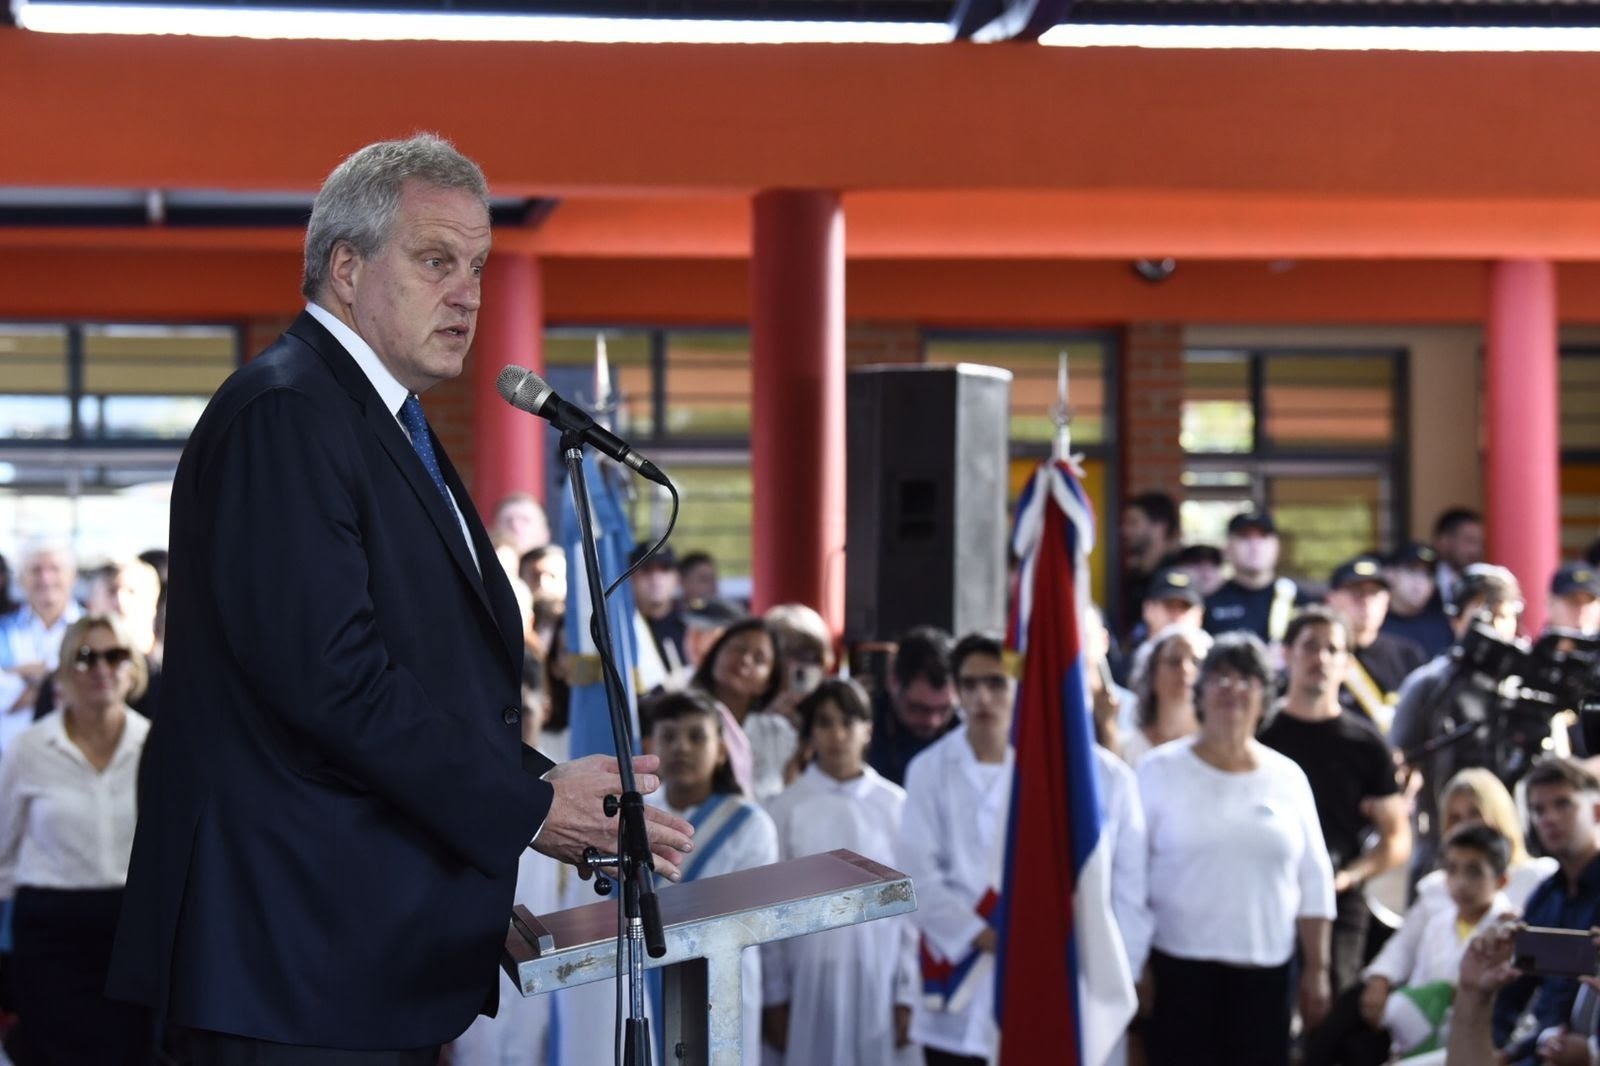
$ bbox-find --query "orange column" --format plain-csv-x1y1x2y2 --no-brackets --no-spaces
750,190,846,632
1486,259,1560,633
472,252,545,513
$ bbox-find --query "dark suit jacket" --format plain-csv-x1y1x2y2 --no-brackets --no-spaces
107,312,554,1050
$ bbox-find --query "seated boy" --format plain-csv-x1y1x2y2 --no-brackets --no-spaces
1359,824,1516,1059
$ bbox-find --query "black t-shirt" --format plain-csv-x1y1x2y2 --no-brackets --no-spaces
1259,709,1399,872
1355,632,1429,697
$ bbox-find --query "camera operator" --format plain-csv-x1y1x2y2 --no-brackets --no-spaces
1390,564,1524,884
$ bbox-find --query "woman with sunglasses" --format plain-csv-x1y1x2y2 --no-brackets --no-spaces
1136,631,1336,1066
0,614,152,1065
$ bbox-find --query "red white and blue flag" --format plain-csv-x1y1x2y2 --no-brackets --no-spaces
995,458,1137,1066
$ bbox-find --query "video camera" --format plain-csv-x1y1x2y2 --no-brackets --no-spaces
1448,623,1600,781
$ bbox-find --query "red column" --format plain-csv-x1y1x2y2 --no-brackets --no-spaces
1486,259,1560,634
471,252,545,517
750,190,846,633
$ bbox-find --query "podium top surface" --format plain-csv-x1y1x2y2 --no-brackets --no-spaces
503,848,916,995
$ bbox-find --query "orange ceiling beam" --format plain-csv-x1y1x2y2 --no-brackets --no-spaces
5,34,1600,199
13,190,1600,261
14,247,1600,325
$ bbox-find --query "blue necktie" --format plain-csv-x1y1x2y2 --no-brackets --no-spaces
398,394,455,514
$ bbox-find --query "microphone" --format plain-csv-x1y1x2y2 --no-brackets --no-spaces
496,365,669,487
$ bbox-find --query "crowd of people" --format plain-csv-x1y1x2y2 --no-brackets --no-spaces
7,483,1600,1066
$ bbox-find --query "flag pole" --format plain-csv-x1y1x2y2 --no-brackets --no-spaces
1051,350,1074,465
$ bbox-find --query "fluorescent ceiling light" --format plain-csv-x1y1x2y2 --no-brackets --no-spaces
1039,24,1600,51
13,2,953,43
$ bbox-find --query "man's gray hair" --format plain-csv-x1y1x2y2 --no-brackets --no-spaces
301,133,490,301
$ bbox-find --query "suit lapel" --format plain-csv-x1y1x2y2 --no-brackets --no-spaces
436,447,525,667
286,313,507,653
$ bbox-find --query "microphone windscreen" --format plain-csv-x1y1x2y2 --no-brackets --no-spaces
496,365,553,415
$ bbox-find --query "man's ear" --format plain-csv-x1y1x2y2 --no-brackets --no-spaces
327,240,361,307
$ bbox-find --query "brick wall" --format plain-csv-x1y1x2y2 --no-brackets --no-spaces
845,321,921,367
1121,321,1186,499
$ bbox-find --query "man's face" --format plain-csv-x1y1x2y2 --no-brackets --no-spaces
494,500,549,555
1327,581,1389,644
340,181,491,394
632,563,679,618
1120,508,1156,557
1226,529,1279,576
893,675,957,741
1528,781,1600,861
1142,596,1202,635
521,550,567,611
1437,521,1486,571
955,652,1015,738
1386,564,1435,613
1454,596,1520,642
681,561,718,604
1549,590,1600,634
100,563,161,631
22,549,73,616
1287,621,1349,701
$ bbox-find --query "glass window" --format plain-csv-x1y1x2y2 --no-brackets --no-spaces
1263,354,1396,447
924,335,1108,446
1182,351,1253,454
1561,353,1600,452
545,330,655,438
632,461,754,579
663,331,751,438
1270,474,1387,581
0,324,70,440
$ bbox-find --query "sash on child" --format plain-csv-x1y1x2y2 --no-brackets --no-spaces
920,887,1000,1013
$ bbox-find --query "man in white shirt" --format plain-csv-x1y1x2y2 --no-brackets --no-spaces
0,543,81,752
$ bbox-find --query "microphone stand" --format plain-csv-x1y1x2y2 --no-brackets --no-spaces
560,429,667,1066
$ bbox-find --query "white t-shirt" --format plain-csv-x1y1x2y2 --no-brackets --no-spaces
1137,735,1336,967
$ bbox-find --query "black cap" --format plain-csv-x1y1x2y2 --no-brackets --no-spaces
1226,510,1276,536
1386,541,1438,569
629,544,677,570
1552,561,1600,599
1330,554,1390,592
683,597,744,629
1144,567,1202,607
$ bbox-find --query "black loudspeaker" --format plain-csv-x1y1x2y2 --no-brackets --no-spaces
845,364,1012,643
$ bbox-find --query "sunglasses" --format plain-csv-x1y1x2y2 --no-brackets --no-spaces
73,646,133,671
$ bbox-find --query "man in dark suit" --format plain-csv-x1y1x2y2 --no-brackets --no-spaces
107,135,693,1065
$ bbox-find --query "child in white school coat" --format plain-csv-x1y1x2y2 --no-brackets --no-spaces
761,678,920,1066
646,689,780,1066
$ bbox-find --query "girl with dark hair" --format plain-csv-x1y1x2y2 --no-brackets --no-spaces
645,689,778,1066
689,618,797,802
761,679,919,1065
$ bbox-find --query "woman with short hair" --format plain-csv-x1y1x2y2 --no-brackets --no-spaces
1137,631,1336,1066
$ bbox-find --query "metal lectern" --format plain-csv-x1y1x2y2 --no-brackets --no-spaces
501,849,918,1066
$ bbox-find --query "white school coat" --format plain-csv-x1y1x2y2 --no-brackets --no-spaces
761,764,921,1066
896,725,1012,1061
1363,890,1515,989
652,791,780,1066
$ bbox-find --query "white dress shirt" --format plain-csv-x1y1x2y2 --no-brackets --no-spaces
304,302,479,572
0,708,150,898
0,602,84,753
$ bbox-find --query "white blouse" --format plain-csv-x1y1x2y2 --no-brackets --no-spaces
0,708,149,897
1137,735,1336,968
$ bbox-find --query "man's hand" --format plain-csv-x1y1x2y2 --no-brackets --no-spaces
893,1004,912,1048
1460,918,1523,998
973,926,999,954
1536,1027,1593,1065
531,754,694,880
1358,976,1391,1029
1298,967,1332,1031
